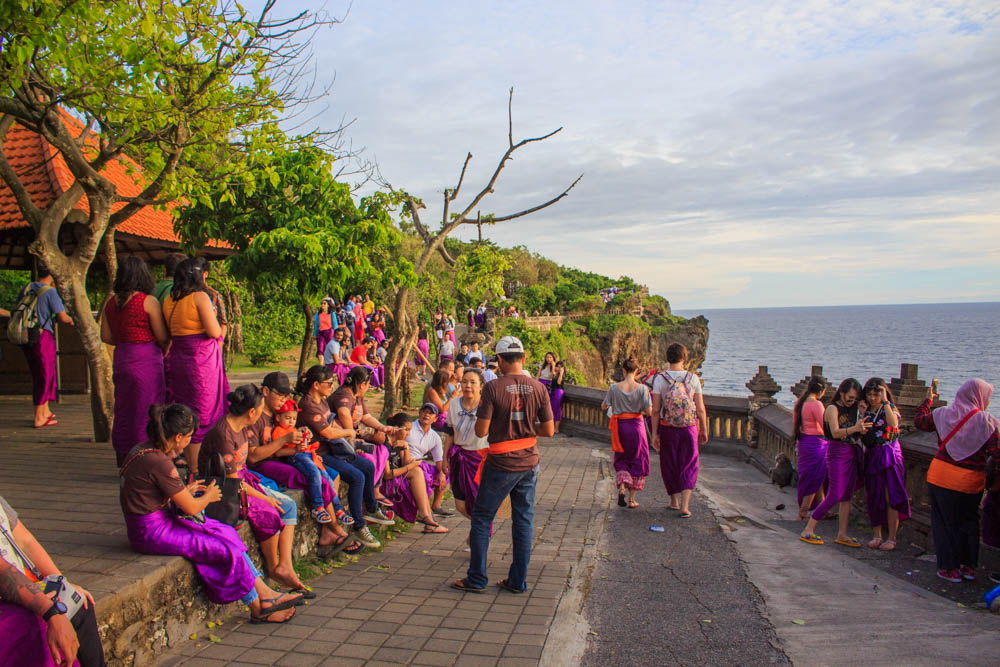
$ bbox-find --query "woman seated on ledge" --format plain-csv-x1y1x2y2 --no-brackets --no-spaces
1,494,105,667
119,404,301,624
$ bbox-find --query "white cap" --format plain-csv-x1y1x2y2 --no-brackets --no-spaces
494,335,525,355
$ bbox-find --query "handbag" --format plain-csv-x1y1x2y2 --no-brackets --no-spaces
201,452,248,528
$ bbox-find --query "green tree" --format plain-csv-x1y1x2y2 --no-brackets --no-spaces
0,0,331,439
176,137,411,376
454,243,510,305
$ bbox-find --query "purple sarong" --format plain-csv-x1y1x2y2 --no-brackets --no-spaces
449,445,484,510
551,388,564,422
23,329,57,406
795,435,829,510
0,602,80,667
316,328,334,358
416,339,429,367
112,342,166,456
373,328,386,346
380,464,436,523
123,509,254,604
240,467,283,543
165,334,227,444
810,440,860,521
863,440,911,527
614,416,649,490
358,442,389,483
253,459,338,508
657,423,699,494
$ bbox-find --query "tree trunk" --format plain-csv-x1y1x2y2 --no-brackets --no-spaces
298,300,315,378
381,285,413,419
228,289,244,353
63,266,114,442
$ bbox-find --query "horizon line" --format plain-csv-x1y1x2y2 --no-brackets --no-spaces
671,300,1000,312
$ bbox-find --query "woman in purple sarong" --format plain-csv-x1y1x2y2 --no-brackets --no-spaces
120,403,300,624
603,358,653,509
381,414,448,532
162,259,226,476
415,324,431,378
100,257,169,466
800,378,872,548
860,378,911,551
314,300,336,364
444,369,489,519
651,344,708,518
551,361,566,434
792,377,829,520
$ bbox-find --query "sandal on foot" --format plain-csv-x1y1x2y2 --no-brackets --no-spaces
377,497,394,508
667,505,680,511
879,539,896,552
497,579,526,594
799,533,824,545
834,537,861,548
311,507,333,524
335,509,355,527
258,592,303,614
250,607,295,624
343,540,365,555
33,415,58,429
679,511,691,518
628,501,640,509
289,586,316,600
618,492,627,507
423,523,449,534
867,537,883,549
451,579,485,594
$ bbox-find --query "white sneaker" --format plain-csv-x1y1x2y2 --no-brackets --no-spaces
355,526,381,548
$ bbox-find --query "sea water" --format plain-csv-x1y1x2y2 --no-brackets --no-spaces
673,302,1000,418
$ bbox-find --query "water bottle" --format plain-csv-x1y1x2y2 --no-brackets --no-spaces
985,584,1000,611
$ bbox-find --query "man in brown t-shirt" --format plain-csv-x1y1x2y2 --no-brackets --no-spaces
452,336,553,594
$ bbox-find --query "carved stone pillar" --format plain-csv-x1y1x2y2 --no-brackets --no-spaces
790,365,835,401
889,363,945,432
745,366,781,448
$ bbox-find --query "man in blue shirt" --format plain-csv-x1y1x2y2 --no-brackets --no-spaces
17,266,73,428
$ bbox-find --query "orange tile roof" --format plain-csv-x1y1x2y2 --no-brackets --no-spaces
0,115,223,249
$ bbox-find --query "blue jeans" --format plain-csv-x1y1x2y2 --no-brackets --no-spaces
287,452,325,509
320,444,376,525
240,552,262,604
467,465,538,591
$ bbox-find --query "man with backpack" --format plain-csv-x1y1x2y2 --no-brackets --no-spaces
9,266,73,428
650,343,708,518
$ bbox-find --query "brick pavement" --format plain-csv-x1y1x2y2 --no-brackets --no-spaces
155,437,610,666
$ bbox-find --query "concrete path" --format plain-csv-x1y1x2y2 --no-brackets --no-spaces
697,453,1000,666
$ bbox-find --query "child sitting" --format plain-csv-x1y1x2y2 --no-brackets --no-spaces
273,400,354,528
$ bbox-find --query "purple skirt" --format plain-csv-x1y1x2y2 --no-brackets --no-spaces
124,508,254,604
373,328,386,346
863,440,911,527
23,329,57,406
551,388,564,422
316,328,334,358
165,334,227,444
0,602,80,667
240,468,283,543
449,445,484,510
112,342,166,456
657,423,699,494
380,463,437,523
795,435,829,510
253,459,338,508
358,442,389,483
614,416,650,490
811,440,860,520
416,339,429,367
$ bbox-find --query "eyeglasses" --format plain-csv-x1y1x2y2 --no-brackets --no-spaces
319,380,335,386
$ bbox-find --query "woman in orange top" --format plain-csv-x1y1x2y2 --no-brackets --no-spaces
914,378,1000,583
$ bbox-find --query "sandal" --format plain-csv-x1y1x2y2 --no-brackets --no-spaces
497,579,525,594
867,537,883,549
679,511,691,518
618,492,627,507
879,539,896,552
423,523,449,534
250,607,295,624
343,540,365,555
288,587,317,600
377,497,394,508
33,415,58,429
834,537,861,548
799,533,824,545
628,501,640,509
257,592,303,614
451,579,486,594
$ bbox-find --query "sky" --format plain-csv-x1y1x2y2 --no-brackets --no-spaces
273,1,999,309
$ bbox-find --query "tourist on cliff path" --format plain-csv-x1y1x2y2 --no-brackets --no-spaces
861,377,911,551
792,377,829,520
914,378,1000,583
100,257,169,466
651,343,708,518
452,335,553,593
551,361,566,435
799,378,870,547
603,357,653,508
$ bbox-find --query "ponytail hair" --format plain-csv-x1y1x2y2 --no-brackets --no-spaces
227,384,263,416
146,403,199,451
792,376,827,440
622,356,638,374
296,365,333,395
344,365,372,390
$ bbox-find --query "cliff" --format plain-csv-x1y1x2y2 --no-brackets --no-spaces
581,314,709,385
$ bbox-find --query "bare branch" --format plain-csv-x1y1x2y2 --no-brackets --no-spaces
508,86,514,149
438,244,456,266
485,173,584,224
441,151,472,230
406,196,429,243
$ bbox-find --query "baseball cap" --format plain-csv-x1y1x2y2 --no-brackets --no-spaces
262,371,292,395
420,402,440,415
494,336,524,355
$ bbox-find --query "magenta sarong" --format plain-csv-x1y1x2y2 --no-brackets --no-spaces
614,416,649,491
373,328,386,346
416,339,429,367
0,602,80,667
380,464,437,523
23,329,57,405
657,423,699,494
810,440,860,521
165,334,227,444
123,509,254,604
795,435,829,510
863,440,911,527
449,445,484,510
112,341,166,456
551,388,564,422
253,459,339,508
326,362,350,386
358,442,389,483
240,467,283,543
316,328,334,358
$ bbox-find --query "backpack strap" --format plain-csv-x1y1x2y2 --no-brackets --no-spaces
935,409,981,457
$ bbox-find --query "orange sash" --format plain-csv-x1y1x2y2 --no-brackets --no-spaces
474,437,537,485
609,413,643,453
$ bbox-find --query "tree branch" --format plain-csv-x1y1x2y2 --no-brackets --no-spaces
406,196,429,243
508,86,514,149
437,244,456,266
484,173,583,224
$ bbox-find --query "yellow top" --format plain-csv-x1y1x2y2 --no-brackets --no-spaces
163,294,206,336
363,299,375,315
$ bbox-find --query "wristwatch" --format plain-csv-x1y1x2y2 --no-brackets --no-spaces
42,599,68,621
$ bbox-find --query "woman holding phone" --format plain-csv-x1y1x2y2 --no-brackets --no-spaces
861,378,910,550
800,378,871,547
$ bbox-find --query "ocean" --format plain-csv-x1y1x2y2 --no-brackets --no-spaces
673,302,1000,418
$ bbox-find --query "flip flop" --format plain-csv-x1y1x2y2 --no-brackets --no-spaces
497,579,525,594
627,501,640,509
834,537,861,548
799,533,824,545
33,415,58,429
867,537,883,549
343,540,365,555
250,606,295,624
679,512,691,518
451,579,486,594
288,587,317,600
423,523,449,534
879,539,896,552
